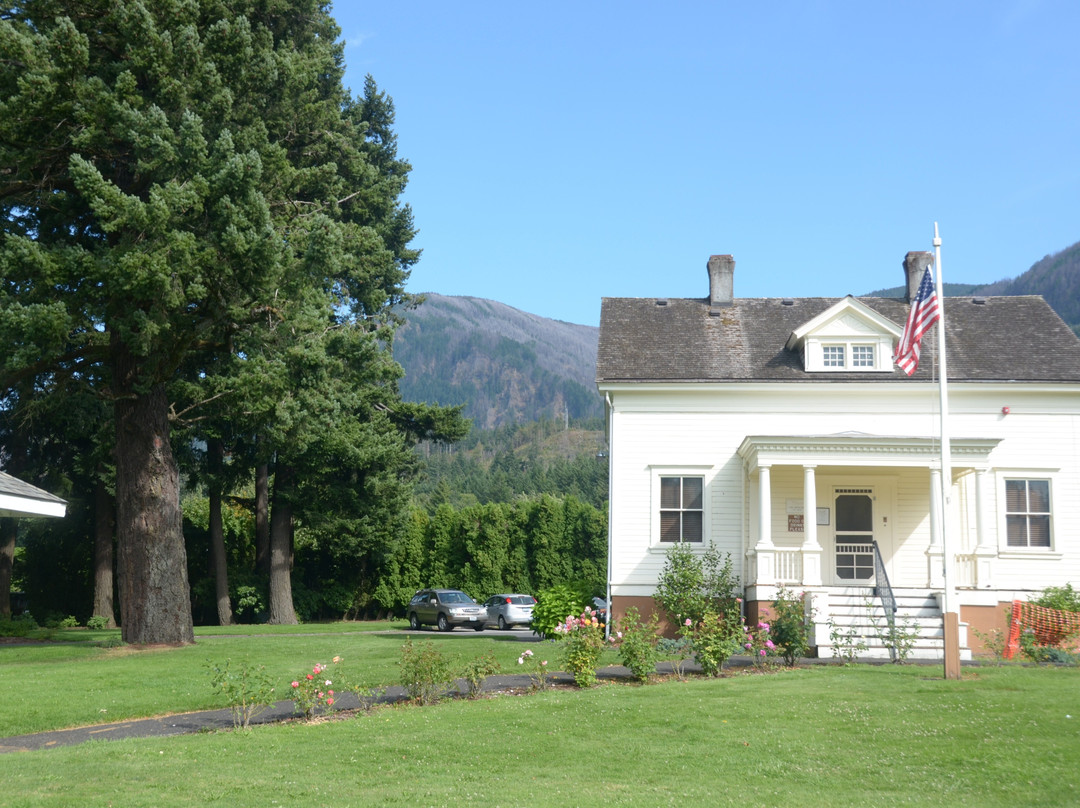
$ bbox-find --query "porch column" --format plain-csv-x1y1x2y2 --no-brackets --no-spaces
801,464,822,586
754,464,775,584
926,467,945,588
973,468,995,588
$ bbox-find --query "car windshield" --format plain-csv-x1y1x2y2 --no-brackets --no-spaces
441,591,473,604
509,596,535,605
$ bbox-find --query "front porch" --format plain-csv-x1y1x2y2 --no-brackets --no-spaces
737,432,1001,660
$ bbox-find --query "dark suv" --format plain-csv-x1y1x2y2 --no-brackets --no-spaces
408,589,488,631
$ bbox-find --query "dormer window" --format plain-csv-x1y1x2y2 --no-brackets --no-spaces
785,298,903,374
816,342,880,371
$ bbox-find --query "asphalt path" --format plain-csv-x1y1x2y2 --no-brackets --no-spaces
0,627,627,754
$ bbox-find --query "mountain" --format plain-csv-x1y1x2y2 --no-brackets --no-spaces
397,239,1080,430
393,294,602,429
866,239,1080,333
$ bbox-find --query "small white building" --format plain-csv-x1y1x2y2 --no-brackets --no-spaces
596,253,1080,658
0,470,66,518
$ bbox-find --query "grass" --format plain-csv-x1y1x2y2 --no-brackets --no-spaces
0,622,544,736
1,626,1078,806
1,665,1077,807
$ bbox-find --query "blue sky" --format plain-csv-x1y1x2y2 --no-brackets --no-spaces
333,1,1079,327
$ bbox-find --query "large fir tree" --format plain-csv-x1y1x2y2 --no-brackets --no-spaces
0,2,430,642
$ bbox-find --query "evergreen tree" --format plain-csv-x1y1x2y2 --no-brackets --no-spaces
0,2,445,641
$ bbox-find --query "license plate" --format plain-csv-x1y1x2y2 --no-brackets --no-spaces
469,616,476,621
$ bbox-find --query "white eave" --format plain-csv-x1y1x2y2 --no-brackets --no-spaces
0,472,67,518
737,432,1002,471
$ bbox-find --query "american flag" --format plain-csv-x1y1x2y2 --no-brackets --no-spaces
893,267,941,375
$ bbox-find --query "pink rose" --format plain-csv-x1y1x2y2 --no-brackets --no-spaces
684,618,692,627
291,681,299,688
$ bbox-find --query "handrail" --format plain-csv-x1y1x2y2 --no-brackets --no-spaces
872,540,898,662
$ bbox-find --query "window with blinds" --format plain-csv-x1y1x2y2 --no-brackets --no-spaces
659,476,704,543
1005,479,1051,548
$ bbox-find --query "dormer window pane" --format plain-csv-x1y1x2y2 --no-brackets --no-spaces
823,346,845,367
852,345,875,367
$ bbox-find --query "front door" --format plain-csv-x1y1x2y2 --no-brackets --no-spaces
834,489,874,583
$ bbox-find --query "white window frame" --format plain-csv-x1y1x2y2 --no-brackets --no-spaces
997,474,1056,554
822,345,845,368
649,466,711,550
804,337,892,372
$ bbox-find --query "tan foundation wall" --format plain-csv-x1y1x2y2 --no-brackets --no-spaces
962,602,1012,657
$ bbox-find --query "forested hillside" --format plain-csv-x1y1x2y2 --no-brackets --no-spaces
976,240,1080,332
867,238,1080,333
393,294,603,428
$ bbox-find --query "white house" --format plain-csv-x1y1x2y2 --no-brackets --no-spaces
596,253,1080,659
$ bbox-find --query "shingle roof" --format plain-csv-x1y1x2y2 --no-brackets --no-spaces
596,295,1080,383
0,471,67,505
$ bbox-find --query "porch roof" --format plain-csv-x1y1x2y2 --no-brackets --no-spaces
737,431,1001,472
0,471,67,518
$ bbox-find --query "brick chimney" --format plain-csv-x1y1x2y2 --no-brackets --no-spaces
707,254,734,308
903,251,934,302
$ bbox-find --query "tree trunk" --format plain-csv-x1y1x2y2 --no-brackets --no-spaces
91,476,117,628
114,376,194,645
267,460,298,624
208,438,233,626
0,517,15,619
254,459,270,576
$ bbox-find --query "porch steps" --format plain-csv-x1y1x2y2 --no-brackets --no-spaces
816,588,972,661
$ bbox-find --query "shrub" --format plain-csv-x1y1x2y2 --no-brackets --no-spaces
399,639,453,704
531,582,592,638
0,614,38,638
289,659,339,720
972,626,1009,664
556,607,606,687
657,636,694,680
461,652,500,699
654,543,706,624
1032,583,1080,613
207,659,277,730
654,545,741,626
613,607,661,683
516,648,550,690
828,618,867,665
769,587,809,666
692,611,743,677
59,615,79,628
85,615,110,631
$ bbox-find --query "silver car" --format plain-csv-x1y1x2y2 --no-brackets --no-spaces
408,589,488,631
483,594,537,630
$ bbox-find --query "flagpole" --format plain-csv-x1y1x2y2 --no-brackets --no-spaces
933,222,962,680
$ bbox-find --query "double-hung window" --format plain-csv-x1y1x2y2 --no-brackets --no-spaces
659,476,703,543
1005,479,1051,548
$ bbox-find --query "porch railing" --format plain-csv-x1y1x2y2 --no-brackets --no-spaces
872,540,899,662
954,553,977,588
774,549,802,584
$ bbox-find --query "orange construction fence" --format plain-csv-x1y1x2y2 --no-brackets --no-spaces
1004,600,1080,659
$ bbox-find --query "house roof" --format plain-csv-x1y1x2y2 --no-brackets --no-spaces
596,295,1080,384
0,470,67,518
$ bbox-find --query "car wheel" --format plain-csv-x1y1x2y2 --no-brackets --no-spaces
498,616,507,630
473,623,485,631
409,612,420,631
437,613,451,632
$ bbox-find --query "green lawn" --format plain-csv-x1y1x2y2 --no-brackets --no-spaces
1,622,542,736
1,627,1078,807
